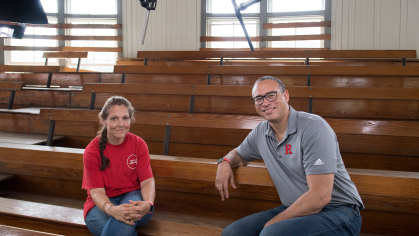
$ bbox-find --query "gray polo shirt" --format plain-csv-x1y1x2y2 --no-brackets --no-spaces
237,106,364,210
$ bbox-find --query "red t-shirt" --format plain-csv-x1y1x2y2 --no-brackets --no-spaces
82,132,153,220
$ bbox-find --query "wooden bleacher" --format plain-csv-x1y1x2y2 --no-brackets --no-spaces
0,50,418,235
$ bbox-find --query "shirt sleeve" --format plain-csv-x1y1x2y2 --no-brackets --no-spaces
137,138,153,182
237,124,263,162
82,141,105,190
302,119,338,175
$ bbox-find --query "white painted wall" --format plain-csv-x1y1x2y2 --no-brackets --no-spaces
122,0,201,57
331,0,419,56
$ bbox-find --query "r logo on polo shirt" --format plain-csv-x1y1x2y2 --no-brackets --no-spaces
127,154,138,169
285,144,292,154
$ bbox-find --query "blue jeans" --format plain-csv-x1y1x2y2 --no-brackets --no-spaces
222,205,362,236
85,190,153,236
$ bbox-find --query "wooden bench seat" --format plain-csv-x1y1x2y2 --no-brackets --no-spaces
0,224,63,236
0,143,417,235
43,52,88,72
114,65,419,76
0,131,64,145
0,66,60,73
136,50,417,60
0,196,223,236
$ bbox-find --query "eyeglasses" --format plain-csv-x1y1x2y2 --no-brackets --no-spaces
252,91,283,106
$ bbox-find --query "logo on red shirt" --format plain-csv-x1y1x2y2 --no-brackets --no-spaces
127,154,138,169
285,145,292,154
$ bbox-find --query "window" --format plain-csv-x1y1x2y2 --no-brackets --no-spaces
269,17,324,48
204,0,329,50
268,0,325,13
5,17,58,65
66,0,117,14
66,18,117,72
207,0,260,14
207,18,259,49
40,0,58,13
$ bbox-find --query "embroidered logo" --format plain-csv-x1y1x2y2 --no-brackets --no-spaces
314,159,324,166
285,145,293,154
127,154,138,169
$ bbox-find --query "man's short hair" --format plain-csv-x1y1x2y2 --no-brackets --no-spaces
254,76,285,92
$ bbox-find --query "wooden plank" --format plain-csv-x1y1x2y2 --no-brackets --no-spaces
263,21,331,29
113,65,419,76
0,225,63,236
0,173,14,182
2,46,122,53
0,22,122,29
200,36,263,42
0,131,64,145
0,81,22,91
42,52,88,59
26,35,122,41
0,113,31,133
0,66,60,73
0,73,100,88
83,83,419,100
0,90,71,108
263,34,331,41
136,50,417,59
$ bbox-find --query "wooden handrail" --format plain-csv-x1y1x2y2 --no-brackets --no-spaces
201,35,331,42
2,46,122,52
0,21,122,29
0,81,23,91
136,50,416,59
263,21,331,29
83,84,419,100
113,65,419,76
43,52,88,58
0,65,60,73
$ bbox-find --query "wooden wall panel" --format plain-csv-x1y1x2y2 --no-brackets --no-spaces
123,0,200,56
100,73,208,84
342,153,419,172
312,98,419,120
0,114,31,133
0,90,70,107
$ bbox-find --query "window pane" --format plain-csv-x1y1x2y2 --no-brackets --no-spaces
41,0,58,13
67,0,117,14
268,0,325,13
269,17,323,48
208,0,259,13
208,18,259,49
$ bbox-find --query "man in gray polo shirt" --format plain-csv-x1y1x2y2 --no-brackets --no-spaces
215,76,363,236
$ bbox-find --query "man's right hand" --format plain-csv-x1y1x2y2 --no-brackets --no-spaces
215,161,237,201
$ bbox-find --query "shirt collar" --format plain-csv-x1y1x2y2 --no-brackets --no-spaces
265,105,298,138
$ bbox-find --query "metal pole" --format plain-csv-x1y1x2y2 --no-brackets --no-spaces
140,10,151,45
231,0,254,51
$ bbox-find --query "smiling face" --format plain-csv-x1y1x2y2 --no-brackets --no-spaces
102,104,131,145
252,79,289,123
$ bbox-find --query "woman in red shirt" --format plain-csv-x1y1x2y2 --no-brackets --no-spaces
83,96,155,236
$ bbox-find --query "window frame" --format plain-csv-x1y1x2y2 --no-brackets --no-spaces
202,0,331,50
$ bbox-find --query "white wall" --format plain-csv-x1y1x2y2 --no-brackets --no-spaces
331,0,419,55
122,0,201,57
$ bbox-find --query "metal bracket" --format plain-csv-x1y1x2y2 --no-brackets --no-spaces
144,58,148,65
189,95,195,114
76,58,81,72
220,57,224,65
121,73,126,83
207,74,212,85
305,57,309,65
163,126,171,155
45,58,48,66
7,90,15,109
46,120,56,146
46,73,53,88
90,93,96,110
402,58,406,66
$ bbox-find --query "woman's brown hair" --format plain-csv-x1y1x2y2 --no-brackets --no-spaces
97,96,135,170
